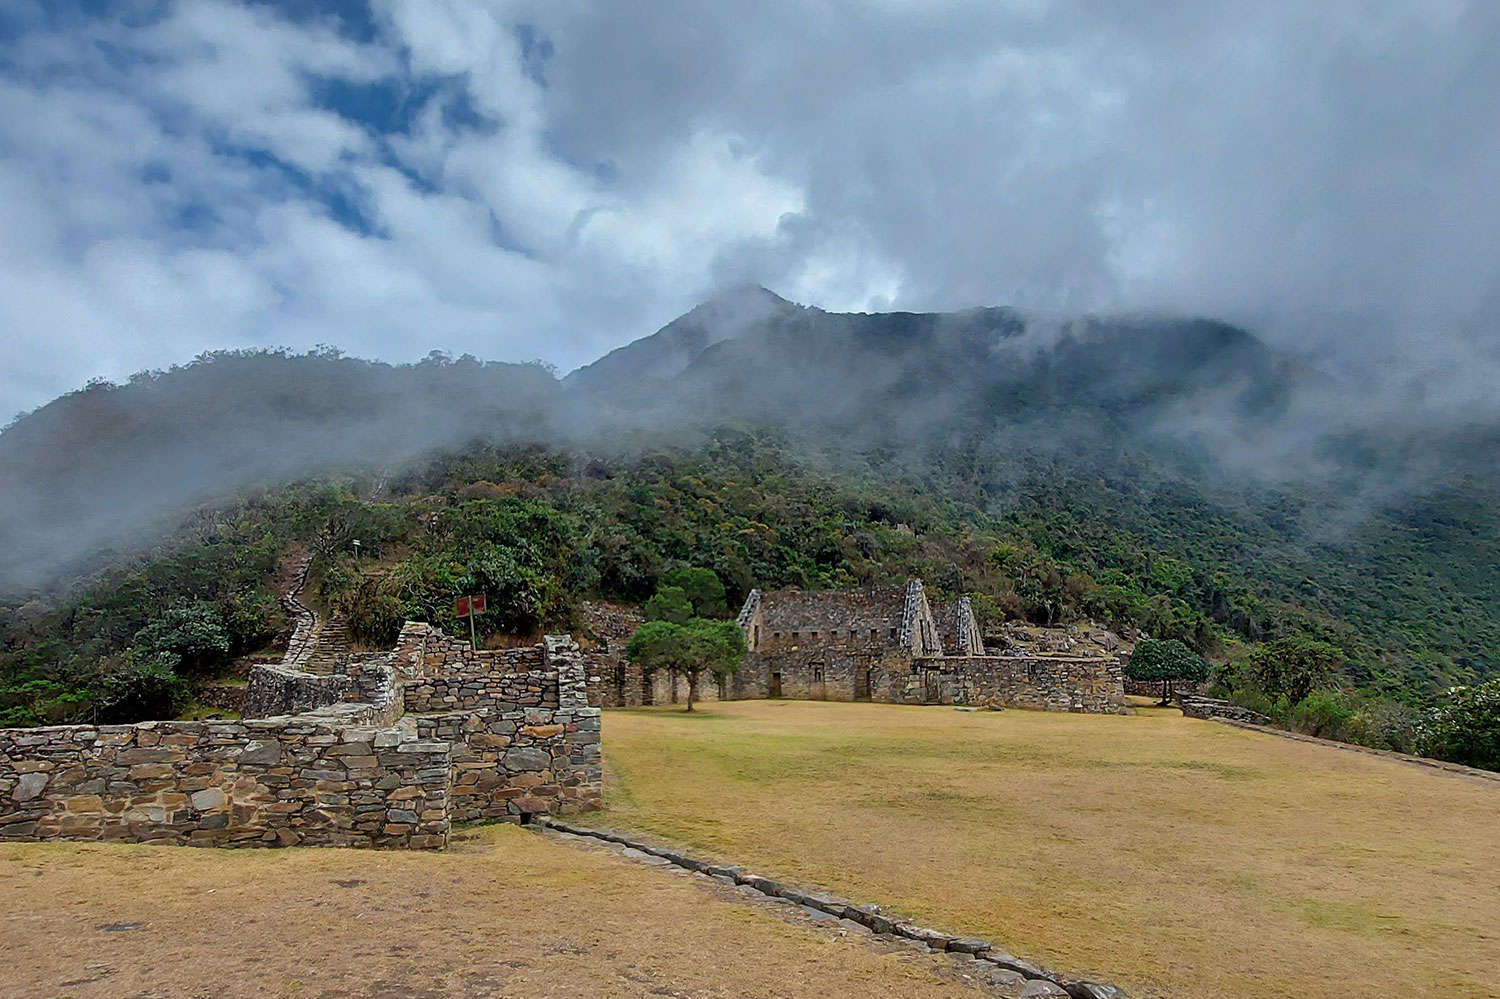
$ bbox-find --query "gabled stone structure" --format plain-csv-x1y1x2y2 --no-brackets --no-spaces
734,581,1126,713
732,581,942,701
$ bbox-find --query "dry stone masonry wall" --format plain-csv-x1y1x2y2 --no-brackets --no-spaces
0,703,449,848
2,595,602,848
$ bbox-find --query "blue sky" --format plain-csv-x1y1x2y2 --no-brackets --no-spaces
1,0,1498,422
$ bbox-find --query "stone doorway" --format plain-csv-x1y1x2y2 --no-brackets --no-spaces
854,660,872,701
769,672,782,698
923,669,942,704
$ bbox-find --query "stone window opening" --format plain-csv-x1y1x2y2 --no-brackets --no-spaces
1027,661,1039,681
870,629,879,641
889,628,897,640
812,665,824,683
810,631,819,640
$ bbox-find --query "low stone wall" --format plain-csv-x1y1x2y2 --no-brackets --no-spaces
244,663,351,718
0,703,449,848
194,681,247,716
1124,678,1201,699
3,616,604,850
1179,695,1271,725
402,658,554,714
899,656,1127,714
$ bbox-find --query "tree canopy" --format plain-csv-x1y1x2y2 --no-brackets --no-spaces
1126,637,1208,704
625,616,746,711
1249,636,1347,707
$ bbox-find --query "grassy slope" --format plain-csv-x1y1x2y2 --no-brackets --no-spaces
599,701,1500,999
0,824,976,999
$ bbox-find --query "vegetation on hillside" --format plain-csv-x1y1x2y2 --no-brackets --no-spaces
0,435,1495,767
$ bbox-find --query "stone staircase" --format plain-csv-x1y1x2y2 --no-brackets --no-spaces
278,552,352,676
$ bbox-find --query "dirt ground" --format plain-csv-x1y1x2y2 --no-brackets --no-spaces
600,700,1500,999
0,824,987,999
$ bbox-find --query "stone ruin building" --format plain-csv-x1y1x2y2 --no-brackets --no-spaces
592,578,1126,713
733,580,1125,712
0,559,601,851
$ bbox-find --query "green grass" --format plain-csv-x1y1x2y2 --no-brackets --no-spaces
599,700,1500,999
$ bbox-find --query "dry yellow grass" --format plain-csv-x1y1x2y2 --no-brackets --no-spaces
0,823,983,999
600,700,1500,999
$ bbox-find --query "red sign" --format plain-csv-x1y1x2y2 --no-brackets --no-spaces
471,593,486,614
454,596,470,617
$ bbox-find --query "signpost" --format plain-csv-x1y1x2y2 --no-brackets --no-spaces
455,593,486,647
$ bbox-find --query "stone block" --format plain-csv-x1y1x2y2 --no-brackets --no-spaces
14,772,48,801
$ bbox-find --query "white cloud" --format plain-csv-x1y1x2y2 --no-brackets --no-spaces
0,0,1497,425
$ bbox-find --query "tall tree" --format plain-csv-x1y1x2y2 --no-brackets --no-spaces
1249,636,1346,706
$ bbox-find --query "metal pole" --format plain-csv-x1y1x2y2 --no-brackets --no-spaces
469,604,477,648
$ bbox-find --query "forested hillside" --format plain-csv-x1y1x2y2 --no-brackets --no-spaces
2,292,1498,748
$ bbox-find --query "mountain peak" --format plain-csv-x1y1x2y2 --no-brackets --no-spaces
564,285,800,393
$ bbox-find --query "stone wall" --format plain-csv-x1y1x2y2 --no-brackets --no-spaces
580,601,645,708
399,629,602,823
401,649,552,714
1124,677,1201,699
897,656,1127,714
244,663,352,718
3,619,604,850
415,704,601,822
734,646,912,702
1178,695,1271,725
0,703,449,848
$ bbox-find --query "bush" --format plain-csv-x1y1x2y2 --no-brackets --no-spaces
1227,686,1281,723
1289,689,1360,741
96,652,190,723
660,567,729,618
133,601,231,675
1418,679,1500,772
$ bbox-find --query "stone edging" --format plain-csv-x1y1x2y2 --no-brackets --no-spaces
534,816,1127,999
1211,719,1500,784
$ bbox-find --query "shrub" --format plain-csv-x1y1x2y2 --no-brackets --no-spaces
1289,689,1360,741
96,652,190,723
1248,636,1346,706
660,567,729,618
133,601,231,676
1418,679,1500,772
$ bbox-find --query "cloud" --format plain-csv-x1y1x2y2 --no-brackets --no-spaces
0,0,1497,425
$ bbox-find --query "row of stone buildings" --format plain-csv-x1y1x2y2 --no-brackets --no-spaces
590,579,1127,714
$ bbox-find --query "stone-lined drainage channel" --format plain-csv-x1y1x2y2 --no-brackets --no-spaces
531,817,1127,999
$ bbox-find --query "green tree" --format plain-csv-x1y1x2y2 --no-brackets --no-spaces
1249,636,1346,707
643,585,693,624
133,601,231,676
625,617,745,712
1418,679,1500,771
661,566,729,617
1126,637,1209,705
